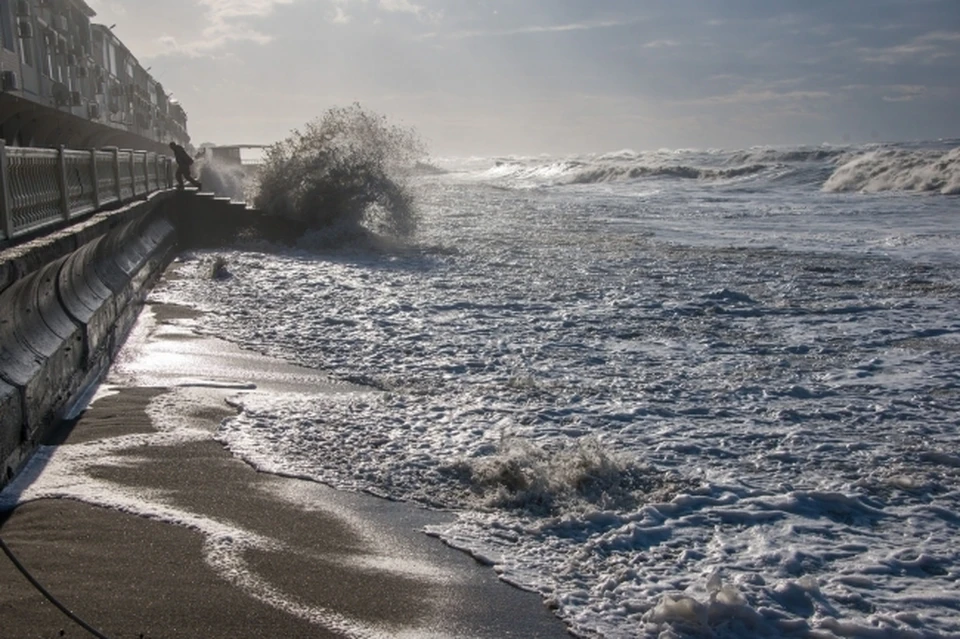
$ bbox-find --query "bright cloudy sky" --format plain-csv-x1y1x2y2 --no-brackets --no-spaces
85,0,959,155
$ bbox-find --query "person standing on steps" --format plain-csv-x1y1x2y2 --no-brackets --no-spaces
169,141,202,190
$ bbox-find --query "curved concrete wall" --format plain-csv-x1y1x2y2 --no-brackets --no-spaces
0,193,178,485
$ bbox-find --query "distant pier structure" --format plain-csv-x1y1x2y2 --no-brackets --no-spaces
204,144,267,167
0,0,190,154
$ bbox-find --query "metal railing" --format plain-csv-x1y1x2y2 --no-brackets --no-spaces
0,143,176,242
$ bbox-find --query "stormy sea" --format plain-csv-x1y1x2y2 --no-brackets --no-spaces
159,139,960,637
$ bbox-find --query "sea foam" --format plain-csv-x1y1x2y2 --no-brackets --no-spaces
144,140,960,638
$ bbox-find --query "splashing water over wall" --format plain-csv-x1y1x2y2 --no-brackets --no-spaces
198,156,258,203
253,104,426,237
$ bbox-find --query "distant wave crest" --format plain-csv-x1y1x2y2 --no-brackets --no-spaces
481,158,776,186
727,146,847,165
569,162,771,184
823,147,960,195
455,142,959,194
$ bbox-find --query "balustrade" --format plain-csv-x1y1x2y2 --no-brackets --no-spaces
0,143,176,242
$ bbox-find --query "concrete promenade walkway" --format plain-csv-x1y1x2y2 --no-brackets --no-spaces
0,301,570,638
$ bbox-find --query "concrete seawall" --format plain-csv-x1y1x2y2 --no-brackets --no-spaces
0,190,308,487
0,191,180,486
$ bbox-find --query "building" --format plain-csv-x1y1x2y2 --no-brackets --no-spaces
0,0,188,153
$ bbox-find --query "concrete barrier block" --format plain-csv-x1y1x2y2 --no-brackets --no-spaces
58,236,117,363
130,218,176,292
0,379,23,483
0,260,82,436
90,220,134,299
110,299,144,359
35,258,80,342
60,237,106,317
22,261,84,434
0,259,12,296
117,217,153,278
0,277,49,388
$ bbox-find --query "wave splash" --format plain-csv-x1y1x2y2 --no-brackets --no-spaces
823,146,960,194
449,435,688,515
254,104,426,236
198,155,255,202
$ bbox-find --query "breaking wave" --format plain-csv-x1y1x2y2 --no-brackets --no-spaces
253,104,426,236
448,435,689,515
457,142,960,196
726,146,848,165
482,158,777,185
568,162,771,184
465,145,869,189
823,147,960,195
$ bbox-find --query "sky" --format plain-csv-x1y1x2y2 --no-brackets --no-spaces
84,0,960,155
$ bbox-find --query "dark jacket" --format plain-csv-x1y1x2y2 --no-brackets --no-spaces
170,143,194,167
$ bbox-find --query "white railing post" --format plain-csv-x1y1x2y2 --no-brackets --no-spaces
112,147,121,201
90,149,100,208
57,145,70,221
0,142,11,239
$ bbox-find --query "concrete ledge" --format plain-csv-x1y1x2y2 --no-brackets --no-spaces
0,191,176,299
175,192,307,247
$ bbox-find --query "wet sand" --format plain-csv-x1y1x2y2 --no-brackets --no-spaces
0,302,570,638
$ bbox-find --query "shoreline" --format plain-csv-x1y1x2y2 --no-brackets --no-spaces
0,302,570,638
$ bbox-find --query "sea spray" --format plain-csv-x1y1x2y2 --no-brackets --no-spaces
197,154,254,202
254,104,425,236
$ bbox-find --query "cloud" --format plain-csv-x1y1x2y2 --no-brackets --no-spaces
202,0,290,17
881,85,927,102
859,30,960,64
330,6,351,24
378,0,423,15
324,0,440,24
642,39,680,49
673,88,831,107
422,19,637,40
157,0,300,57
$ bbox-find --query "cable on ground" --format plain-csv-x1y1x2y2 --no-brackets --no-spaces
0,534,113,639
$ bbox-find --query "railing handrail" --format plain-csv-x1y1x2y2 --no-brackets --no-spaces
0,143,176,243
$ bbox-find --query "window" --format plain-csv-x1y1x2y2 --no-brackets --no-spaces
18,25,32,67
39,29,52,76
0,0,14,52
